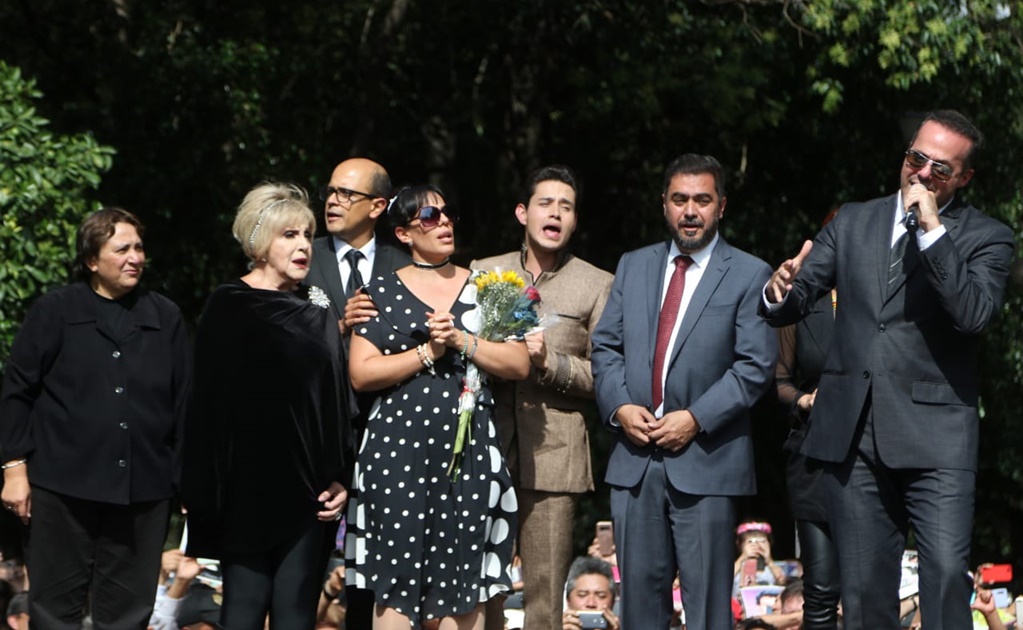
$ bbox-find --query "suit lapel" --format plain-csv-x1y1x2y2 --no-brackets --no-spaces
374,242,412,278
936,197,965,240
875,197,895,303
372,245,396,281
314,238,346,313
647,244,671,363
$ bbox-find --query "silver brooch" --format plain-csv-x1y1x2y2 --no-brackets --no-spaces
308,285,331,309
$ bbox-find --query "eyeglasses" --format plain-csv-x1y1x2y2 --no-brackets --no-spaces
319,185,378,203
904,149,954,182
411,205,459,228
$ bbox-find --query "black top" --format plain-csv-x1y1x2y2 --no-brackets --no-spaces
181,280,357,558
0,282,192,504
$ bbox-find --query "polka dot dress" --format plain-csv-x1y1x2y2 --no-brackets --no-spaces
345,272,517,626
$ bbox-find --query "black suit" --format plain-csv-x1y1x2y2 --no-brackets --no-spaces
306,235,411,324
762,194,1014,630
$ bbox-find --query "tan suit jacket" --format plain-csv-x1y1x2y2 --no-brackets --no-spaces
471,251,612,493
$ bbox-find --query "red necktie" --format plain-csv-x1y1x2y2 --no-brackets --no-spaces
653,255,693,411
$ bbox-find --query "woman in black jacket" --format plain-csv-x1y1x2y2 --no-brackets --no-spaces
181,183,356,629
0,207,192,628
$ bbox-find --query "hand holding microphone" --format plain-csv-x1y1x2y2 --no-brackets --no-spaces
904,180,937,232
905,203,920,232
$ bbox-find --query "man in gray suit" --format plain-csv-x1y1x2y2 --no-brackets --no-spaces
591,154,777,629
305,156,410,629
761,110,1013,629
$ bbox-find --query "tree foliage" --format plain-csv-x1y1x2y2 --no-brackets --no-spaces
0,61,114,371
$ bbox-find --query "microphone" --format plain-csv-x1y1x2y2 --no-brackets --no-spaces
905,203,920,232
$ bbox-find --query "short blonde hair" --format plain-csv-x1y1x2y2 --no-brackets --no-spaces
232,183,315,261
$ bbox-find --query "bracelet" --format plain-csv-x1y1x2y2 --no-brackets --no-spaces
460,330,470,360
416,344,436,375
1,459,27,470
466,334,479,361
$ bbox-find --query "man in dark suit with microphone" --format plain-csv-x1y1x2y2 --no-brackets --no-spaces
305,157,410,628
761,110,1014,630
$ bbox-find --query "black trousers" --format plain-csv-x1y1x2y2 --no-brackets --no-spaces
221,520,336,630
795,519,840,630
343,582,376,629
825,406,975,630
28,486,169,630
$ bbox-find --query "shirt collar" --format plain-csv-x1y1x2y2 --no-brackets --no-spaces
667,232,719,269
334,236,377,263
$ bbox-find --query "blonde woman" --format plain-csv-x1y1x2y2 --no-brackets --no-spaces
182,183,357,629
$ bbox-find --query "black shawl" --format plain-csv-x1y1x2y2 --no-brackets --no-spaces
181,280,356,557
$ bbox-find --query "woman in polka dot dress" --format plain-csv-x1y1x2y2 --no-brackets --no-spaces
346,185,529,629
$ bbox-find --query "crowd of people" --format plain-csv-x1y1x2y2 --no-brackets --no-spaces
0,108,1018,629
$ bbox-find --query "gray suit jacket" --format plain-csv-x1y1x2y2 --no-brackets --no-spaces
592,238,777,496
762,194,1013,471
306,236,411,322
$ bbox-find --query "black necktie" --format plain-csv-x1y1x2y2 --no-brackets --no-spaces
887,231,909,295
344,249,365,297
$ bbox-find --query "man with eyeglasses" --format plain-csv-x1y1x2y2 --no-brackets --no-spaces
305,156,410,629
761,110,1013,630
307,157,410,333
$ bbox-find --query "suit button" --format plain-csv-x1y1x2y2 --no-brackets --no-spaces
117,459,127,468
119,422,128,430
862,371,870,379
878,324,886,332
112,350,121,359
114,386,124,394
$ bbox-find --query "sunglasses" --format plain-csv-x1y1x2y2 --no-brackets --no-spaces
904,149,954,182
412,205,459,228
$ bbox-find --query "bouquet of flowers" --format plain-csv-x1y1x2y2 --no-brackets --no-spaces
448,269,543,479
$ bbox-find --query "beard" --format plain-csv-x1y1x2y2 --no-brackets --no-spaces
667,214,719,254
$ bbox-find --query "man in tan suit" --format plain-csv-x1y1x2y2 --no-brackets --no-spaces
473,165,613,630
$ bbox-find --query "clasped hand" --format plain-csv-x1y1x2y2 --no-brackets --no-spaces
426,311,466,354
614,404,700,451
